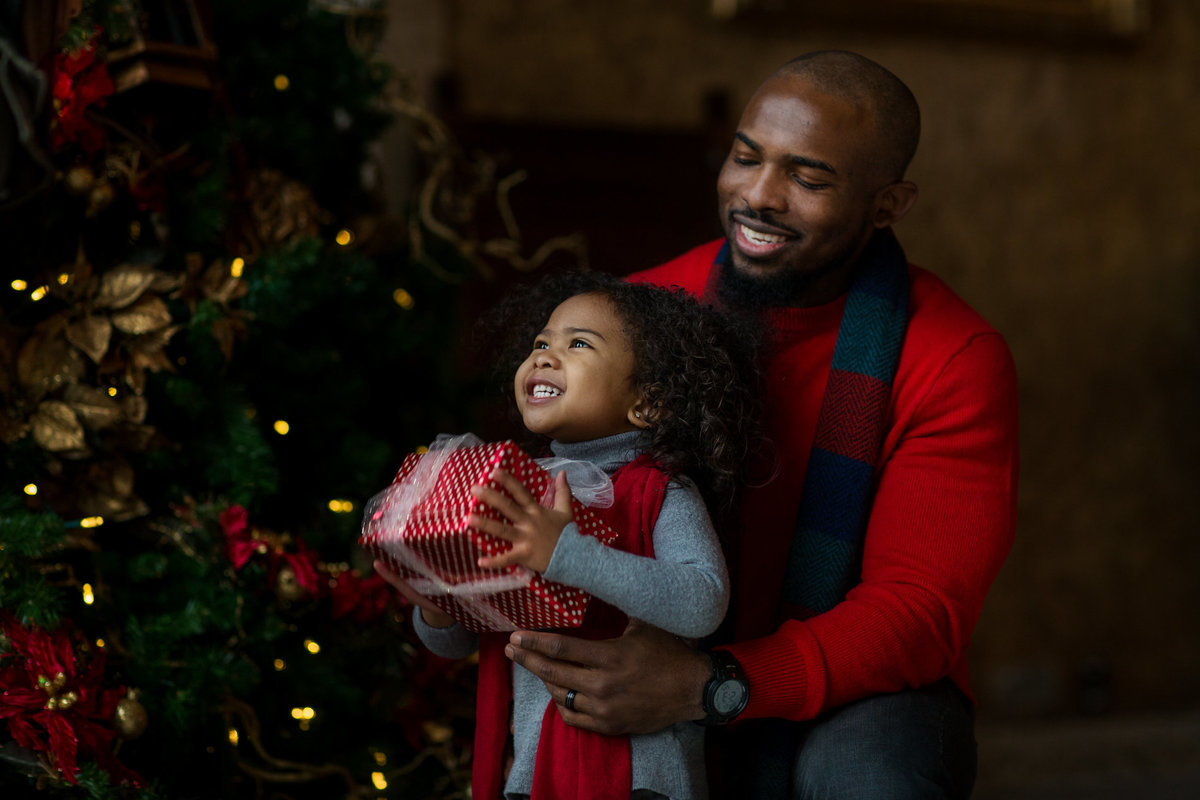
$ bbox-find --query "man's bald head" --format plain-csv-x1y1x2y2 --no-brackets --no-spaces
774,50,920,184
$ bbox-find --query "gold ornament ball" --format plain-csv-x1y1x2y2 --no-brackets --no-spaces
275,565,308,603
114,695,149,740
64,165,96,195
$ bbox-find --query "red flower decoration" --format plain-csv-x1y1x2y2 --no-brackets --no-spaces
0,613,141,786
49,29,115,153
219,505,324,598
329,570,390,623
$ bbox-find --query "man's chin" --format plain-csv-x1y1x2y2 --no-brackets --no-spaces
718,256,810,310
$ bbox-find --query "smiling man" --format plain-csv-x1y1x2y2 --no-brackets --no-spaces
503,51,1019,799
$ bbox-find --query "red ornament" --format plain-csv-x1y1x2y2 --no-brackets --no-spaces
0,613,142,786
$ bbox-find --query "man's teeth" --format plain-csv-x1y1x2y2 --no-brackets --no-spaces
741,224,787,245
532,384,562,398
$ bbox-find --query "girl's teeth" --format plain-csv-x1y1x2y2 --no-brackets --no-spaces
533,385,561,398
741,224,786,244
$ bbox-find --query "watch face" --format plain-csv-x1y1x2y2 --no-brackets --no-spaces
713,680,746,715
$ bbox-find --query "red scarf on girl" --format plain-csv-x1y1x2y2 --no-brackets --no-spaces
472,454,669,799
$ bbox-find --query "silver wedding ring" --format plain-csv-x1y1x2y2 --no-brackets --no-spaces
564,689,577,711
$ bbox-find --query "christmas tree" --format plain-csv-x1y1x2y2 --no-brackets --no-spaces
1,2,579,797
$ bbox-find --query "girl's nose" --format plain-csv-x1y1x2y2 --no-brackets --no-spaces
534,349,558,368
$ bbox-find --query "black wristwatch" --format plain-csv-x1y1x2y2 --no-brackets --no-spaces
700,649,749,725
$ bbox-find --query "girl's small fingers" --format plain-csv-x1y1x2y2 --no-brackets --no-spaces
469,513,514,540
472,483,524,521
478,550,519,570
490,469,539,508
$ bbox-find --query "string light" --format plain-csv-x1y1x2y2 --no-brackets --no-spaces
327,499,354,513
80,516,104,529
273,658,286,671
11,279,27,291
95,639,106,648
81,584,95,605
415,445,429,455
30,285,49,301
303,639,321,654
230,257,245,277
335,229,353,246
23,484,37,496
273,420,290,435
274,74,290,91
392,288,414,310
373,751,387,766
371,773,387,790
57,273,70,285
107,386,119,397
228,728,240,746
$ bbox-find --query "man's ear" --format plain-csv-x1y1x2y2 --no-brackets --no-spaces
627,402,654,430
873,181,918,228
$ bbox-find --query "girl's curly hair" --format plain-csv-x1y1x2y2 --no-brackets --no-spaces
479,270,765,517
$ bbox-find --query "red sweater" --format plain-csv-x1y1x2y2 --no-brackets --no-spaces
630,239,1018,720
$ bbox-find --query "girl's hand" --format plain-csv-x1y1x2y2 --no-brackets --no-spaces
470,469,573,573
373,560,456,628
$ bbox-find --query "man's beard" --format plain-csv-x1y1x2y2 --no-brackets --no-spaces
716,255,814,311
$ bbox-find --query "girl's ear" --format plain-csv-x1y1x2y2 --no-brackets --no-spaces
627,402,653,430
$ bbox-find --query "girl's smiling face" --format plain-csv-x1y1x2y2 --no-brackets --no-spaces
514,292,647,443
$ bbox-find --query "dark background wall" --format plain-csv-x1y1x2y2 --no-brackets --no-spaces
379,0,1200,721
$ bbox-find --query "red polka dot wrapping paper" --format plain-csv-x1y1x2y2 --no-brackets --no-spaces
360,439,618,632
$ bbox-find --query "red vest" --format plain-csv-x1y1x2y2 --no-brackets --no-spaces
472,454,669,799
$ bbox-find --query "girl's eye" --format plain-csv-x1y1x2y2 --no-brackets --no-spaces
570,339,591,349
533,340,549,350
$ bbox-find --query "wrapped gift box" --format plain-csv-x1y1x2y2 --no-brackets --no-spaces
360,439,617,632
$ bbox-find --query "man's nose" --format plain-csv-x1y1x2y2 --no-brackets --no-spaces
743,167,787,213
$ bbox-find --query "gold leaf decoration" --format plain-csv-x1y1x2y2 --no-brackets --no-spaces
31,400,87,452
120,394,148,424
110,295,173,335
63,384,123,431
94,264,157,310
247,168,321,246
17,329,86,399
65,314,114,363
78,458,149,522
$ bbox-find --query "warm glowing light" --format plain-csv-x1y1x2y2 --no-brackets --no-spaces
11,279,27,291
274,74,290,91
290,707,315,720
107,386,118,397
273,658,286,671
82,584,95,605
228,728,239,746
273,420,290,435
23,484,37,496
373,751,387,766
30,285,49,301
392,288,415,310
415,445,429,455
57,273,70,285
372,772,387,790
304,639,321,654
231,257,245,277
328,499,354,513
335,229,353,246
80,516,104,529
95,639,106,648
130,220,141,240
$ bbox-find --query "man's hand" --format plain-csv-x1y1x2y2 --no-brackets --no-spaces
505,618,712,735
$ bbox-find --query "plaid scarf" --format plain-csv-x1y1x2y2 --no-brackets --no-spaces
780,228,910,617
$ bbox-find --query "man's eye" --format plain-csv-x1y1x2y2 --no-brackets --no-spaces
794,176,829,190
731,155,758,166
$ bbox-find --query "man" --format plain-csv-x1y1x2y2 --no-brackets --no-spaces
503,50,1018,798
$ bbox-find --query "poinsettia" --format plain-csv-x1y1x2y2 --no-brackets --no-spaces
219,504,323,596
49,28,115,153
0,613,141,786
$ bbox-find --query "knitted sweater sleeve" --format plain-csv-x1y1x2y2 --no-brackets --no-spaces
725,330,1019,720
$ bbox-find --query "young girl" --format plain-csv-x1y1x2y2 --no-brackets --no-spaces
376,270,761,800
